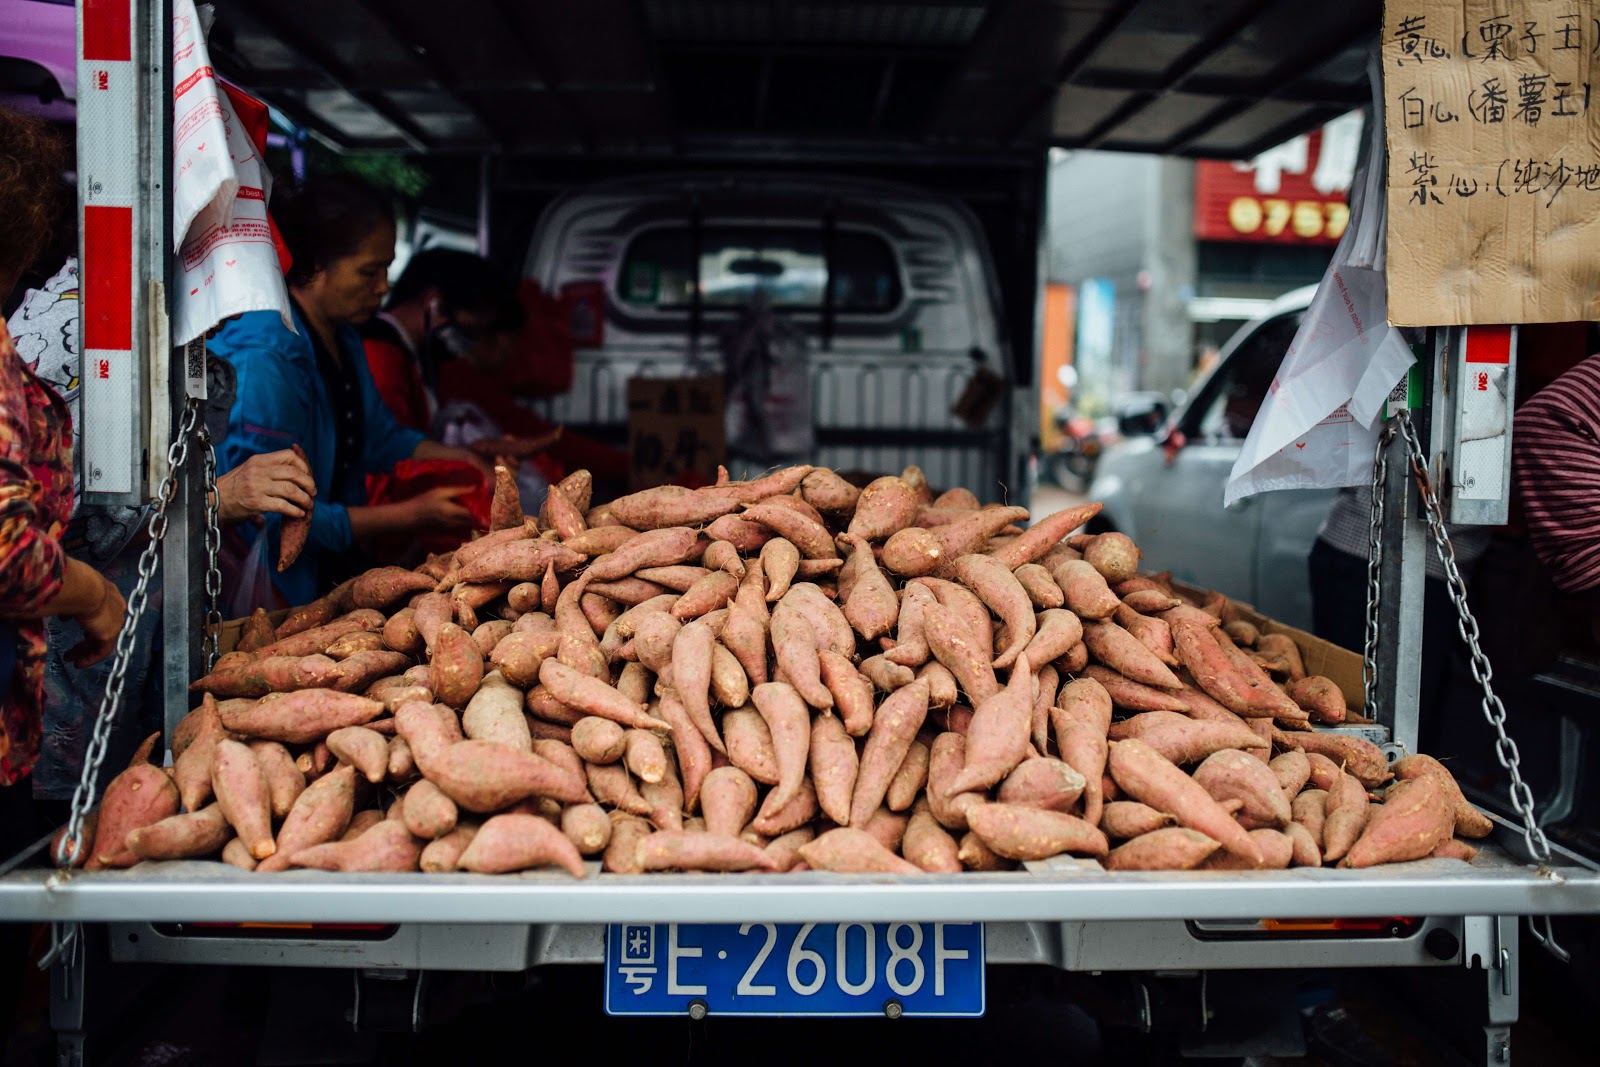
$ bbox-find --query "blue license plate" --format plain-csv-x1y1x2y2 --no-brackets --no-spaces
604,922,984,1017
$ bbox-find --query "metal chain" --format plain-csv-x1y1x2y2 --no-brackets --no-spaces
54,399,204,868
200,426,224,672
1391,411,1552,866
1361,422,1397,720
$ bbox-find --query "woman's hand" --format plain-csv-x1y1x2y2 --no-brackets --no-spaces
66,573,126,667
404,486,476,533
216,449,317,526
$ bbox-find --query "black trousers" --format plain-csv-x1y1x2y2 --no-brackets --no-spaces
1308,537,1462,724
0,775,54,1060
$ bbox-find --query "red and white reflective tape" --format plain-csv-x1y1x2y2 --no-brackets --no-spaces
1455,325,1516,507
78,0,138,496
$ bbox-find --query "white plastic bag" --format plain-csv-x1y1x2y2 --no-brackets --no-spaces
1224,53,1415,507
170,0,292,346
721,293,814,467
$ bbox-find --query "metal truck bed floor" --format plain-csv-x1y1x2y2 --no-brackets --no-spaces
1,841,1596,926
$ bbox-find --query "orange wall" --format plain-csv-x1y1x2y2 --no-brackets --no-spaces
1038,282,1075,452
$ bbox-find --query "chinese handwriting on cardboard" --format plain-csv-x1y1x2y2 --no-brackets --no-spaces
1384,1,1600,325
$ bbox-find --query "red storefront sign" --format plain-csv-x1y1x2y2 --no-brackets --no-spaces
1194,130,1350,245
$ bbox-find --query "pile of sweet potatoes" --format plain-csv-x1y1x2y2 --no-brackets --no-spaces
72,463,1489,877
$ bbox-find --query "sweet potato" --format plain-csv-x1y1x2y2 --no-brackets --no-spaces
248,740,306,820
352,567,436,611
1052,560,1120,620
752,778,819,837
705,514,775,553
1030,664,1057,754
1079,666,1188,714
1054,720,1108,828
1270,751,1312,797
1428,838,1480,862
190,654,342,698
840,534,899,640
852,679,931,826
918,660,959,712
537,659,664,730
859,654,914,692
1254,633,1306,681
949,656,1033,795
779,582,855,655
1081,532,1141,584
486,465,524,532
923,601,999,706
640,829,778,872
662,572,736,621
331,650,411,695
220,837,257,871
880,527,944,578
1108,711,1263,766
800,827,921,874
1083,620,1182,689
402,779,460,840
1104,827,1219,871
211,739,276,860
887,739,932,812
238,608,278,654
324,725,389,785
1321,772,1372,863
804,655,868,741
1291,788,1328,848
587,527,700,584
457,813,587,877
288,821,422,873
460,671,532,754
746,681,808,812
127,805,231,861
951,553,1034,670
1391,753,1493,839
899,806,961,873
1112,606,1179,668
381,608,423,658
968,803,1108,861
1192,749,1292,828
1054,675,1113,733
557,713,622,770
420,823,480,873
1302,751,1342,792
426,622,482,708
1286,676,1346,725
274,597,339,641
743,501,837,560
702,539,745,579
700,766,759,838
928,506,1031,572
525,684,582,726
762,826,815,872
800,467,860,517
760,537,801,603
554,468,594,515
1282,821,1321,867
809,713,861,826
562,526,639,559
669,616,725,747
657,690,711,813
721,602,770,690
997,757,1085,813
985,503,1103,571
586,760,653,817
341,808,385,841
1122,589,1182,615
1273,728,1389,789
1342,776,1455,868
957,832,1011,871
848,477,921,541
387,735,418,782
722,707,781,785
1197,827,1294,871
1014,564,1064,611
1100,801,1174,839
173,695,225,812
601,814,654,873
562,803,612,856
624,729,669,785
770,608,833,711
427,739,589,811
1108,739,1265,866
600,486,741,532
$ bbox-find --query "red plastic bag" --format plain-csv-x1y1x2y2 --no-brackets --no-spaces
366,459,491,557
502,280,576,397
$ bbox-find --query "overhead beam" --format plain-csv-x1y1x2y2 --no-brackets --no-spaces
230,0,432,153
486,0,595,152
1076,0,1283,149
868,59,899,133
352,0,508,148
1229,102,1354,162
997,1,1140,143
1158,20,1376,155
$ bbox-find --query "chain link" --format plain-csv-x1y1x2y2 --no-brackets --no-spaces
1391,410,1552,866
200,425,224,672
54,399,204,868
1362,422,1396,720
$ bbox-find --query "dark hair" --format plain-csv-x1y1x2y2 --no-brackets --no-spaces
0,106,68,290
274,174,394,288
387,248,506,316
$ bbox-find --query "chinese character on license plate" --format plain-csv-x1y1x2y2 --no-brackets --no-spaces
604,922,984,1017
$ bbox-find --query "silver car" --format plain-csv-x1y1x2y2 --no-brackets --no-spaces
1086,285,1331,630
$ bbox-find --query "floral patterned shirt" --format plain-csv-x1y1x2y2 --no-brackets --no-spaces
0,316,74,785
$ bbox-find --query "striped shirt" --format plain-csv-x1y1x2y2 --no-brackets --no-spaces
1512,354,1600,594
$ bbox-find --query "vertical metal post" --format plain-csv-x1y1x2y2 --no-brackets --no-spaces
1374,334,1435,754
476,153,493,259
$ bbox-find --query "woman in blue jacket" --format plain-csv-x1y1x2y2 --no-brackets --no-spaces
210,176,485,606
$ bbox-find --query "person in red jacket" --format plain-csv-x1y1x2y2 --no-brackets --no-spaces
359,249,504,433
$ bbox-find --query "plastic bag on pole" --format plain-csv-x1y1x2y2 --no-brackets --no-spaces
170,0,292,346
1224,54,1414,507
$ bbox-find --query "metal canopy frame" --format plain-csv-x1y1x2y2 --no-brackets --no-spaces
203,0,1378,160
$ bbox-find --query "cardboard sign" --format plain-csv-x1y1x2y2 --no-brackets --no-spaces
1384,1,1600,325
627,376,726,491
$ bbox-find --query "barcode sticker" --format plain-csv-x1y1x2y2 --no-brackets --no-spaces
184,338,207,399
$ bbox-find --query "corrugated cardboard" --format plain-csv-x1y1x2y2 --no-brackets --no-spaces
1384,0,1600,325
